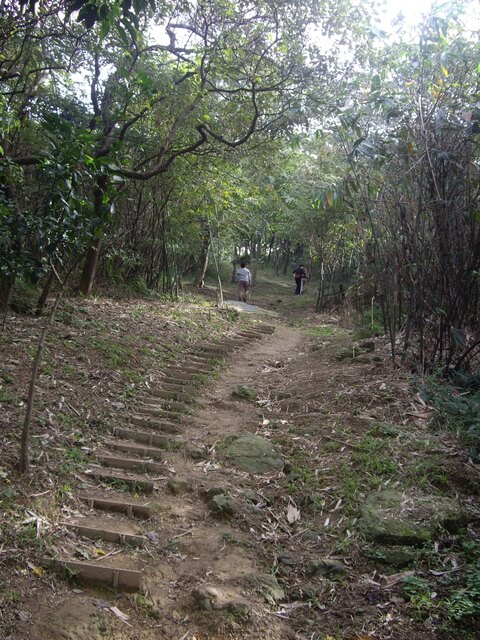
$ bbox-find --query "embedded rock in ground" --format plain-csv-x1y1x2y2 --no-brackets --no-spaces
185,444,208,461
166,479,189,495
359,490,469,546
359,340,375,352
192,586,250,621
290,584,322,601
369,546,421,568
203,487,236,516
335,347,356,361
219,434,284,474
249,574,285,604
210,493,236,516
231,385,259,401
308,558,347,578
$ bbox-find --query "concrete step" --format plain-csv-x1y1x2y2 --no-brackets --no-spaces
114,426,183,448
61,522,147,547
158,373,194,384
161,372,198,383
143,399,191,413
47,559,142,590
188,354,217,363
244,325,274,333
131,414,183,430
150,385,198,402
105,439,165,460
149,389,195,404
196,343,228,352
157,382,196,394
167,364,214,375
237,330,266,338
96,455,164,474
85,469,154,493
79,495,153,518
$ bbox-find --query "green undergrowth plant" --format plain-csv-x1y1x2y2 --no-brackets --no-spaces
422,377,480,460
400,546,480,629
305,325,350,340
352,303,385,340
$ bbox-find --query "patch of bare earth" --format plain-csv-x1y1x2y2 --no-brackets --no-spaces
1,288,478,640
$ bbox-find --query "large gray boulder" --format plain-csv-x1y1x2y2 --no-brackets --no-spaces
219,434,284,474
358,490,469,546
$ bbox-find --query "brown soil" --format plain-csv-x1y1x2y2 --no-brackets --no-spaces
0,278,478,640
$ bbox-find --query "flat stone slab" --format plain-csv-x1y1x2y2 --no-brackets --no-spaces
131,415,182,430
106,439,165,459
61,522,146,547
96,454,163,473
48,559,142,590
114,426,182,447
79,495,153,518
218,434,284,474
85,469,154,494
225,301,278,317
359,490,469,546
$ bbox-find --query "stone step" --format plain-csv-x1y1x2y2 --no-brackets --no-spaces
237,330,265,338
157,382,196,394
47,559,142,590
85,469,154,493
143,399,191,413
134,409,184,425
61,522,147,547
161,372,198,383
197,345,228,355
114,427,183,448
189,354,216,363
247,325,275,333
159,373,194,384
149,388,195,403
105,439,165,460
214,339,243,347
131,414,182,430
95,455,164,474
79,495,153,518
167,364,214,375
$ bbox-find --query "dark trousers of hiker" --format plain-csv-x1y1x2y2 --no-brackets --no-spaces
294,277,302,295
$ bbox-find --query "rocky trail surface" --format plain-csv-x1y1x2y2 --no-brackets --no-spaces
1,288,478,640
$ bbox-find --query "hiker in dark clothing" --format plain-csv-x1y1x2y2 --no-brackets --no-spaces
293,265,308,295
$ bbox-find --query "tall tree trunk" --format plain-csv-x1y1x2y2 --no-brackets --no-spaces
250,233,262,287
0,277,15,330
0,277,15,310
282,240,291,275
78,175,108,296
36,269,55,316
79,236,103,296
196,235,210,288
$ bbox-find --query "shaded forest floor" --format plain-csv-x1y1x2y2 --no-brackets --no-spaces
0,274,479,640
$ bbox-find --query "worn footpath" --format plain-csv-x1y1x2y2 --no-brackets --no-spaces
1,294,479,640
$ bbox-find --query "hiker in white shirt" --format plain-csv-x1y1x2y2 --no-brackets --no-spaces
236,261,252,302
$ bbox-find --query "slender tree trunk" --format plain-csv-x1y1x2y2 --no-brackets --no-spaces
282,240,291,275
78,175,108,296
251,233,261,287
79,236,103,296
36,269,55,316
20,266,70,473
0,277,15,331
196,235,210,288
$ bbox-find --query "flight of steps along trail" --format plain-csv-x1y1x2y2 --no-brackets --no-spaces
45,322,275,591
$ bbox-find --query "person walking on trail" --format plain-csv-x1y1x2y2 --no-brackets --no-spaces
236,261,252,303
293,264,308,295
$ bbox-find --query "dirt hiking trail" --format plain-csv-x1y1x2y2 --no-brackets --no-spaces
1,278,478,640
